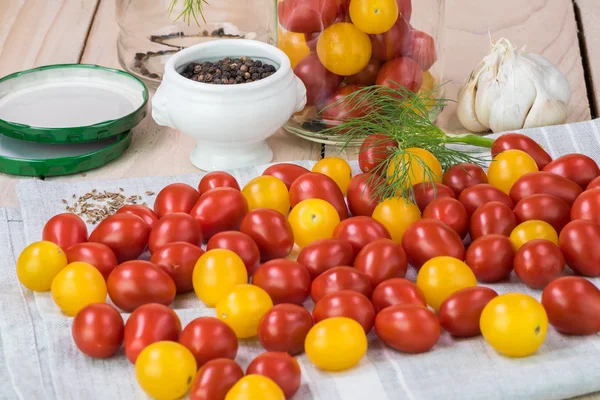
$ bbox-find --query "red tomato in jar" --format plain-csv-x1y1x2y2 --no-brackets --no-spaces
124,303,181,364
107,260,176,312
423,198,469,238
305,32,321,51
154,183,200,218
294,53,342,106
289,172,349,220
346,58,381,86
278,0,338,33
469,201,517,240
358,134,398,175
206,231,261,276
397,0,412,20
115,205,159,227
353,238,407,286
542,153,600,189
321,84,368,123
252,259,311,305
376,57,423,93
438,287,498,338
465,235,514,282
240,209,295,261
509,171,582,206
310,266,373,302
412,182,456,212
258,304,314,355
332,216,391,255
246,352,302,399
442,163,488,197
371,278,426,313
587,176,600,190
541,276,600,335
346,173,384,217
514,239,565,289
150,242,204,293
262,163,310,190
179,317,238,368
458,184,514,216
65,242,118,280
89,213,150,263
403,29,436,71
148,212,203,254
491,133,553,170
401,219,465,268
369,17,409,60
571,188,600,225
42,213,88,251
72,303,124,358
190,187,249,239
375,304,440,353
559,219,600,277
198,171,240,195
190,359,244,400
513,194,571,233
296,238,355,279
313,290,375,333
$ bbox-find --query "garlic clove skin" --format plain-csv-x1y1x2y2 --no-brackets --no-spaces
524,98,568,129
456,63,488,132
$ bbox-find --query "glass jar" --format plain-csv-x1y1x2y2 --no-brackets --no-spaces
116,0,278,87
277,0,446,144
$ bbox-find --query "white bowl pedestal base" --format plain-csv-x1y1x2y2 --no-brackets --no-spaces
190,140,273,171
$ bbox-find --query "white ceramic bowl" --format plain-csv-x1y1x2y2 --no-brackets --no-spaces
152,39,307,171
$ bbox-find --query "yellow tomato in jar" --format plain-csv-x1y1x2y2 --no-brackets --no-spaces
225,375,285,400
317,22,372,76
509,220,558,251
288,198,341,249
193,249,248,307
16,240,67,292
372,197,421,243
51,262,107,316
242,175,290,216
349,0,399,34
277,28,311,69
386,147,443,189
216,284,273,339
488,149,539,194
312,157,353,194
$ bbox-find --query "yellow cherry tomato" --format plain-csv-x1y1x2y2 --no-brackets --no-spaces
312,157,353,194
135,341,197,400
372,197,421,243
349,0,399,34
193,249,248,307
225,374,285,400
416,256,477,311
16,240,67,292
415,71,437,114
277,28,311,69
216,284,273,339
305,317,367,371
288,198,341,249
488,149,539,194
50,262,107,316
480,293,548,357
386,147,443,189
509,220,558,251
317,22,372,76
242,175,290,216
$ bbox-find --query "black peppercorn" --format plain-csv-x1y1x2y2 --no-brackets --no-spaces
255,61,263,67
178,56,277,84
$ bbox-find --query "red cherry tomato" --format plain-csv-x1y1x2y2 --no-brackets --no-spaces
587,176,600,190
542,153,600,189
65,242,118,280
310,266,373,302
322,84,368,123
252,259,311,305
401,219,465,268
89,213,150,263
190,359,244,400
371,278,426,313
369,17,409,60
438,287,498,338
513,194,571,233
294,53,342,106
376,57,423,93
509,171,582,206
72,303,124,358
179,317,238,368
289,172,349,220
423,197,469,238
304,32,321,51
346,58,382,86
347,173,384,217
559,219,600,277
190,187,249,240
107,260,176,312
465,235,514,282
541,277,600,335
124,303,182,364
358,134,398,175
198,171,240,195
116,205,159,227
491,133,553,170
150,242,204,293
258,304,314,355
313,290,375,333
571,188,600,225
442,163,488,197
262,163,310,190
206,231,261,276
333,216,391,255
240,209,295,261
296,238,355,279
353,238,407,286
375,304,440,353
469,201,517,240
514,239,565,289
403,29,436,71
396,0,412,20
412,182,456,212
42,213,88,251
148,212,203,254
154,183,200,218
458,184,514,216
278,0,338,33
246,352,302,399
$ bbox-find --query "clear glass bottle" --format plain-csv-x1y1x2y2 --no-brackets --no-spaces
116,0,278,87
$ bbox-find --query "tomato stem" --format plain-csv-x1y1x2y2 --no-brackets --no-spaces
445,134,495,149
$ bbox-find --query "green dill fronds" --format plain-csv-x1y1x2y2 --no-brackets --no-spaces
168,0,209,26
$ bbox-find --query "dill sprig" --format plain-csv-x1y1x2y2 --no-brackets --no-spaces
168,0,209,26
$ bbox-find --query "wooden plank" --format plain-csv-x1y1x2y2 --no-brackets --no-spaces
575,0,600,116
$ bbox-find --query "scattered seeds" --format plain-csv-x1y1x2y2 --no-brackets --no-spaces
63,189,153,225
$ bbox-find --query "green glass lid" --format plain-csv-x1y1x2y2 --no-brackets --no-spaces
0,64,148,143
0,131,132,177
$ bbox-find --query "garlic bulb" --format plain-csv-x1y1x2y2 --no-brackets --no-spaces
457,38,570,133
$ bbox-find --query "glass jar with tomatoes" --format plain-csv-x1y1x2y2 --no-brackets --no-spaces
277,0,446,137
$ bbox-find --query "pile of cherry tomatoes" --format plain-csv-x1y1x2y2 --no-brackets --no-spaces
14,131,600,400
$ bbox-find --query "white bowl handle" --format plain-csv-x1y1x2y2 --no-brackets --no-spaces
151,86,176,129
294,76,307,113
